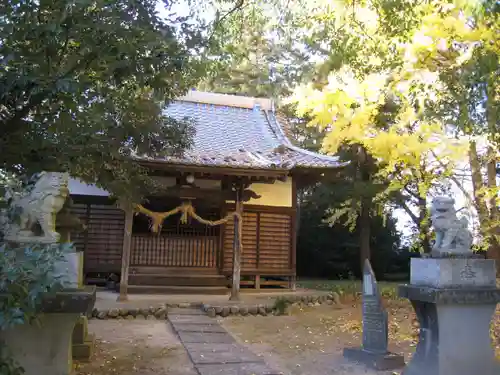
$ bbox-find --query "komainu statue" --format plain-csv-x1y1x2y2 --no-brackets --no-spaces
3,172,70,243
430,196,473,256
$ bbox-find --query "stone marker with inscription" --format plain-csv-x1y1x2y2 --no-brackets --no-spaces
343,260,405,370
398,196,500,375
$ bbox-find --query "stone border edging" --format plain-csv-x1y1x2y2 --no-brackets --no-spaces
89,302,197,320
88,293,341,320
203,292,341,317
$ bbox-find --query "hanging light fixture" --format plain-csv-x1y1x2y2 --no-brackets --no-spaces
185,174,195,185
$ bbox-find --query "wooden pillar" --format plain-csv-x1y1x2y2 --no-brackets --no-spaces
229,187,243,301
255,275,261,290
290,177,298,291
117,207,133,302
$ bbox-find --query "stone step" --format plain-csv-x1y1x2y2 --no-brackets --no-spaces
129,274,228,287
127,285,229,295
129,266,220,275
168,308,206,315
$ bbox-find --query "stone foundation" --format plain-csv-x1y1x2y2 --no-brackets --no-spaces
89,293,341,320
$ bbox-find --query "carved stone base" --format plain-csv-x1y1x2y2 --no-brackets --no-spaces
53,252,81,288
410,258,497,289
399,285,500,375
0,287,96,375
343,348,405,370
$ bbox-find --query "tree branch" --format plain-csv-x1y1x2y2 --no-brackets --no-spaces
396,194,420,225
208,0,245,40
429,148,474,204
2,50,99,136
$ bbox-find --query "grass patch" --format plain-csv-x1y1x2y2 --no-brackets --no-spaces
297,279,403,300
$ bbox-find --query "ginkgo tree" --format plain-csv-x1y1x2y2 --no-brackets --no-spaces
287,0,477,256
399,0,500,265
293,64,466,250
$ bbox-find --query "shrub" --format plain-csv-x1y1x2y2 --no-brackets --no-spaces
0,242,74,374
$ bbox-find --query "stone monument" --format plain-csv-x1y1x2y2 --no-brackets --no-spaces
343,260,405,370
0,171,96,375
399,196,500,375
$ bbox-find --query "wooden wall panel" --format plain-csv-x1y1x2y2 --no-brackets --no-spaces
258,213,291,269
223,212,258,270
71,203,125,274
222,209,292,273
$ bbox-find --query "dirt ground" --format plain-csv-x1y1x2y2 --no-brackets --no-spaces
221,299,500,375
75,320,197,375
76,300,500,375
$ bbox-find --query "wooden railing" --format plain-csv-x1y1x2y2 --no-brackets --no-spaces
130,235,218,268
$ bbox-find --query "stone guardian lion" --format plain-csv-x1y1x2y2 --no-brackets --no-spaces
430,196,473,256
4,172,70,243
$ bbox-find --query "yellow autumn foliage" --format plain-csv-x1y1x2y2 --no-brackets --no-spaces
290,0,495,200
293,65,466,189
405,3,499,71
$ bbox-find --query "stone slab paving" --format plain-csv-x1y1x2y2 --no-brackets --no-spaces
178,331,236,344
172,323,227,333
168,308,206,315
169,315,216,324
168,308,282,375
196,362,282,375
185,343,263,365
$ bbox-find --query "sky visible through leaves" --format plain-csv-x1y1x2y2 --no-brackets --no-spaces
152,0,492,244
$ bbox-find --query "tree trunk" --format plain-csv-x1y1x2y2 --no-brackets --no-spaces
485,79,500,274
486,147,500,273
229,199,242,301
469,141,490,230
357,145,372,275
418,197,432,253
359,198,371,275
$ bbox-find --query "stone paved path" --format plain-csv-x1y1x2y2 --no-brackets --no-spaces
167,308,283,375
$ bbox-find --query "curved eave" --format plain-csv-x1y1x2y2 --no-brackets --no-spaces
264,110,350,170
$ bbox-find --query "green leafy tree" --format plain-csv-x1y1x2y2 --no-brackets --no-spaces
0,0,216,199
297,180,402,279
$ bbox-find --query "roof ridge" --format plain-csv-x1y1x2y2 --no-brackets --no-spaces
176,90,274,111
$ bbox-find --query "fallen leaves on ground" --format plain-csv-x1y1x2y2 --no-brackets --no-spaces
222,299,500,374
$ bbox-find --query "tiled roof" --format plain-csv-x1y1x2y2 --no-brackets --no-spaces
134,92,346,171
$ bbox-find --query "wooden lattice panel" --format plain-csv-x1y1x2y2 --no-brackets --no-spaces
130,235,218,268
223,210,292,272
71,203,125,274
258,213,291,269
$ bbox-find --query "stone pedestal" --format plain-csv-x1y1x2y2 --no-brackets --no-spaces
54,252,81,288
0,286,96,375
399,258,500,375
343,348,405,370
